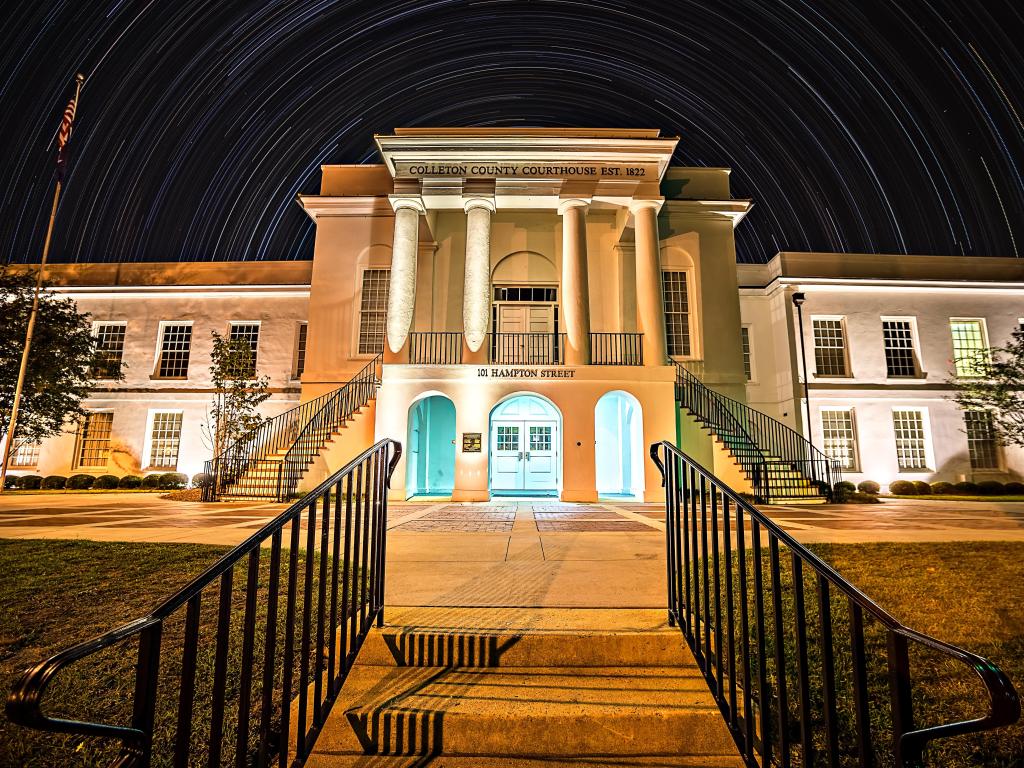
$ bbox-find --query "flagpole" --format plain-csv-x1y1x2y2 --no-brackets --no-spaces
0,73,84,494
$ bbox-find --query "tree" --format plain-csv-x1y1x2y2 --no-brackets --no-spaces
1,268,109,451
949,328,1024,447
203,331,271,457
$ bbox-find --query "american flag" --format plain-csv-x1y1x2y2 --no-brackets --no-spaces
55,79,81,180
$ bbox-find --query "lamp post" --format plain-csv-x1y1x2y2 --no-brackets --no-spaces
792,292,814,444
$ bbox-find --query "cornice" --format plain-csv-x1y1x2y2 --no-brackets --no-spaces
295,195,393,220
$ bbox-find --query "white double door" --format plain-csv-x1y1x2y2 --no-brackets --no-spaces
490,419,558,492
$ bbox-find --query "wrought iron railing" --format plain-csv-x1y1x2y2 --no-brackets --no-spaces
203,355,381,500
590,332,643,365
7,439,402,768
651,441,1020,768
408,332,463,365
277,357,382,500
490,332,566,365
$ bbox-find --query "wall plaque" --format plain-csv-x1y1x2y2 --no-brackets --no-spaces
462,433,482,452
394,161,659,180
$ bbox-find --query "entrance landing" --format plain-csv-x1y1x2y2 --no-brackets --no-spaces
385,501,666,609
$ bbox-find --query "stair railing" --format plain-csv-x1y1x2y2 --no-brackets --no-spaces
7,439,402,768
651,441,1019,768
675,364,769,502
276,355,382,500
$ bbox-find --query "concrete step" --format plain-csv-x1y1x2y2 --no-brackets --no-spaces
306,753,745,767
316,664,737,758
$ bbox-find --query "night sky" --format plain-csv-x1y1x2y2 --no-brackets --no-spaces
2,0,1023,265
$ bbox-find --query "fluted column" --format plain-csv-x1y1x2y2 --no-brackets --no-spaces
462,197,495,356
630,200,668,366
558,199,592,365
386,197,425,354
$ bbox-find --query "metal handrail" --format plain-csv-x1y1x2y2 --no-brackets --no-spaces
675,364,769,502
7,439,402,767
651,440,1020,767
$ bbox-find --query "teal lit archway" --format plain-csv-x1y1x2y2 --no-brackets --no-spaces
595,390,644,499
406,394,456,497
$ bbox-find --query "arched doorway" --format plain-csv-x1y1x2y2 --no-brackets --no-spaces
406,394,456,497
488,394,561,496
595,391,644,499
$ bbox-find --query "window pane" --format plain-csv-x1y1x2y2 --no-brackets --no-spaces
964,411,999,469
663,271,691,357
77,412,113,468
496,426,519,451
821,410,858,470
228,322,260,378
813,319,848,376
883,320,918,377
950,320,987,377
295,324,308,377
157,324,192,378
149,412,183,469
529,426,551,451
358,269,390,355
740,327,752,381
92,323,126,379
11,441,40,467
892,410,928,471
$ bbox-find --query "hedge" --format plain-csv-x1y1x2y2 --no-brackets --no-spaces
977,480,1005,496
118,475,143,489
911,480,932,495
93,475,119,490
141,474,163,489
857,480,880,494
66,474,96,490
888,480,916,495
16,475,42,490
159,472,188,489
41,475,67,490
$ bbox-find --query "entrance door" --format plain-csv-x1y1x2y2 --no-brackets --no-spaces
489,419,559,492
496,304,556,364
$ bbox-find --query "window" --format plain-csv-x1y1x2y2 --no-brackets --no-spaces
358,269,390,355
147,412,183,469
892,409,929,471
740,327,752,381
294,323,308,378
812,318,849,377
529,425,552,452
91,322,126,379
76,412,113,468
496,425,519,451
662,271,691,357
10,441,40,467
949,319,988,377
156,323,192,378
882,319,920,377
228,322,260,378
821,409,859,471
493,286,558,302
964,411,999,470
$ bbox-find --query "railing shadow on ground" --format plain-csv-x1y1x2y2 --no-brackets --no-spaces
651,440,1020,768
6,439,402,768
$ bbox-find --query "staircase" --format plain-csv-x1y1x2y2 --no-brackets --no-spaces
675,365,837,504
205,355,382,501
303,609,744,766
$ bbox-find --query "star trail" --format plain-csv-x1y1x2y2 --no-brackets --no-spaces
1,0,1022,265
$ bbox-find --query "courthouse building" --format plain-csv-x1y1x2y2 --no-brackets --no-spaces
5,128,1023,501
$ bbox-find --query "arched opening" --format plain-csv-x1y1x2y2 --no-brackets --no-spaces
406,394,456,498
488,393,561,496
595,390,645,499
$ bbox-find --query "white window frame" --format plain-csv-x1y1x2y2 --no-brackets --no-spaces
663,268,698,360
819,406,859,472
740,325,755,382
228,320,262,378
90,320,128,380
292,322,309,380
880,316,924,379
153,320,194,380
142,409,185,471
963,410,1003,472
810,315,851,378
949,317,990,378
353,267,390,359
890,406,935,473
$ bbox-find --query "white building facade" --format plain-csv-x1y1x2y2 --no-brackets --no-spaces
5,128,1022,497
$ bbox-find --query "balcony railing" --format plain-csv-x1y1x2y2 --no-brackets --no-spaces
408,332,463,365
405,331,645,366
591,332,643,366
490,332,565,365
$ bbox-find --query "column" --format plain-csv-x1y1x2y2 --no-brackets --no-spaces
386,197,424,355
462,197,495,361
630,200,668,366
558,199,592,366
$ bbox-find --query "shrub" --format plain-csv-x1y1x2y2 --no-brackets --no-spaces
977,480,1005,496
118,475,143,488
834,481,856,493
857,480,880,494
888,480,916,495
41,475,67,490
911,481,932,495
191,472,213,489
953,481,980,495
931,481,955,494
16,474,42,490
847,491,881,504
141,474,162,489
1004,482,1024,495
66,474,96,490
3,476,17,489
159,472,188,489
93,474,119,490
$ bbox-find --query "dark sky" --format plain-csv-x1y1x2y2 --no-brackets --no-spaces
2,0,1023,265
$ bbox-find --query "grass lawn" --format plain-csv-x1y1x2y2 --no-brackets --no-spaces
885,494,1024,502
